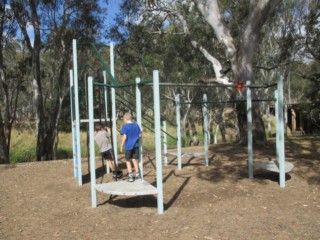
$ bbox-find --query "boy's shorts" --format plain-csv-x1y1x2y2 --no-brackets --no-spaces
125,147,139,160
101,149,114,160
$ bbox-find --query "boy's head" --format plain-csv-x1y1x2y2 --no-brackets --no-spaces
123,112,132,122
95,124,103,131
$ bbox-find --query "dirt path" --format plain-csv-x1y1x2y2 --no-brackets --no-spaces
1,139,319,240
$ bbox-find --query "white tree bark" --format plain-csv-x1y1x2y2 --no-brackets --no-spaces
195,0,280,83
214,124,219,144
144,0,281,144
195,0,236,60
176,10,232,84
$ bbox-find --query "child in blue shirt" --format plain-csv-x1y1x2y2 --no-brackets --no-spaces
120,112,142,182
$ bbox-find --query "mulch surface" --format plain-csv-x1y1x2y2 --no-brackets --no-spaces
1,138,319,240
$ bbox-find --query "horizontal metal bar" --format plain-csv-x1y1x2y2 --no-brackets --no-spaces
78,42,109,47
181,99,276,104
80,118,110,123
93,80,153,88
151,82,277,89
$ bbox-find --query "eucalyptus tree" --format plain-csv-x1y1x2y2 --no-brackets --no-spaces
297,0,320,128
40,0,106,160
11,0,107,160
255,0,320,133
303,0,320,63
0,0,12,164
260,0,320,129
10,0,47,161
137,0,283,145
108,0,216,145
0,1,22,164
0,1,8,164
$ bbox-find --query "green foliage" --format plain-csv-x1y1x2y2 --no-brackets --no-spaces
108,0,215,85
9,129,36,163
10,147,36,164
3,0,320,162
8,113,286,163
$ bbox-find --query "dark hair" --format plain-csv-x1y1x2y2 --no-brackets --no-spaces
95,124,102,131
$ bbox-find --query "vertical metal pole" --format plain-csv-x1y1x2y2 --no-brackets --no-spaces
136,78,143,178
88,77,97,208
84,74,90,171
275,90,279,162
103,70,110,174
163,121,168,166
72,39,82,186
153,70,164,214
203,93,209,166
246,80,253,179
175,94,182,170
278,76,286,187
103,71,109,122
110,43,118,165
70,70,77,178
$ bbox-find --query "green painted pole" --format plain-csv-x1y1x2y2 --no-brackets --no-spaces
153,70,164,214
246,80,253,179
94,80,153,88
90,43,116,85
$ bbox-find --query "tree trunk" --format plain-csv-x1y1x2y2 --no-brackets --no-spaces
196,0,280,145
217,106,226,143
42,56,68,160
208,111,214,144
189,116,199,146
214,124,219,144
230,0,280,145
0,1,10,164
180,98,192,147
13,0,46,160
267,104,272,137
28,0,46,161
180,111,186,147
0,113,9,164
185,118,192,146
235,102,266,145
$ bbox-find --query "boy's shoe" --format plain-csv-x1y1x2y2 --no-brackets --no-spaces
116,170,123,178
112,170,123,179
135,174,142,181
127,174,134,182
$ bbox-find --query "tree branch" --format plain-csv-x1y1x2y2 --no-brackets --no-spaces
194,0,236,60
175,11,232,84
144,1,232,84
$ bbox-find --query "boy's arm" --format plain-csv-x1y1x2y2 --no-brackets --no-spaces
139,125,143,137
120,135,127,152
105,127,111,136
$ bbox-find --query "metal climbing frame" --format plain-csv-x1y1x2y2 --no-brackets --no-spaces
71,39,118,186
160,79,287,187
87,71,164,214
71,39,164,213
